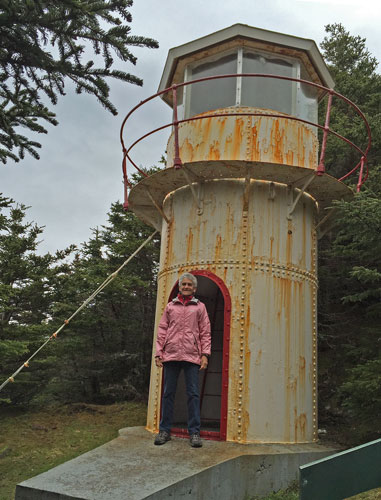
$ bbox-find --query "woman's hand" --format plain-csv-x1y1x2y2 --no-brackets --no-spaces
155,356,163,368
200,355,208,370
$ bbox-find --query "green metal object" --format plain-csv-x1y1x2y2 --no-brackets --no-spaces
300,439,381,500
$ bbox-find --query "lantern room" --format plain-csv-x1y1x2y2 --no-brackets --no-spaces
158,24,333,124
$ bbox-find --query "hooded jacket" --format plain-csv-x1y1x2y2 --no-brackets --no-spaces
155,296,211,365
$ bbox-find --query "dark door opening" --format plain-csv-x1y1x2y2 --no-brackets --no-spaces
164,272,230,441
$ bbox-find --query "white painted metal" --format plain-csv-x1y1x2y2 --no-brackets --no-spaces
146,178,318,443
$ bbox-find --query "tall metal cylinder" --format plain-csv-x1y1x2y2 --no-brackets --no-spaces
146,167,318,443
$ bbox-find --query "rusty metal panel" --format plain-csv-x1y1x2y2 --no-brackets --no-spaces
146,178,318,444
166,107,318,169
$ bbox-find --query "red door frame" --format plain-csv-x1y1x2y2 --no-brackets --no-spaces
162,270,231,441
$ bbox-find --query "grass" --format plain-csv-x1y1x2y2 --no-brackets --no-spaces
0,401,146,500
346,491,381,500
1,403,380,500
255,486,381,500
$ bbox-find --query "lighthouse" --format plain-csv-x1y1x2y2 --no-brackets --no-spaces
124,24,366,445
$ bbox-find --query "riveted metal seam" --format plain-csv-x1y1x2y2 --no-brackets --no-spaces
158,260,317,287
237,209,249,441
311,225,318,441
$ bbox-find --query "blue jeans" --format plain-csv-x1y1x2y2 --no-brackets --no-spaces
160,361,200,435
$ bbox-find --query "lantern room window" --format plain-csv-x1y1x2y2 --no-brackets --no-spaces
241,51,293,115
182,48,318,124
186,53,237,117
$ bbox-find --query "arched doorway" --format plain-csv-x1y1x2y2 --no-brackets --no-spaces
163,271,231,441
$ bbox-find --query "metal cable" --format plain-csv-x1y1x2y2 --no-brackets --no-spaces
0,230,158,393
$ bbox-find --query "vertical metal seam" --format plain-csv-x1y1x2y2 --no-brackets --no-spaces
154,199,172,430
311,223,318,440
245,114,252,162
237,206,249,441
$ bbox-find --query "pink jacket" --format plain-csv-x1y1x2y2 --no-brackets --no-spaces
155,297,211,365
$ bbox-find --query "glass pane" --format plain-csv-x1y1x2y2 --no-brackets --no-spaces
188,53,237,117
242,51,293,115
298,63,318,123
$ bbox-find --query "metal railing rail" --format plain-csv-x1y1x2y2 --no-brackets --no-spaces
120,73,372,208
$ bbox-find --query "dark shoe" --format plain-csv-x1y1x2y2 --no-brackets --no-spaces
190,433,202,448
154,430,171,445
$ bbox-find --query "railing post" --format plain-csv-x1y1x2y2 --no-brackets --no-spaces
122,150,129,210
317,90,334,176
172,85,183,169
356,156,365,192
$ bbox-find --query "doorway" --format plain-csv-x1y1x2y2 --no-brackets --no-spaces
164,271,230,441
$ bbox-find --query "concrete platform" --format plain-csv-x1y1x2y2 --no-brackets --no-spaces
15,427,338,500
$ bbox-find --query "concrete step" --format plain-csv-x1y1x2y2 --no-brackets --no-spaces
15,426,337,500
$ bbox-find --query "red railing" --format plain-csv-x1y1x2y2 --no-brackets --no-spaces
120,74,371,208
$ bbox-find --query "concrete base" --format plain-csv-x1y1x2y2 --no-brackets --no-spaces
16,427,338,500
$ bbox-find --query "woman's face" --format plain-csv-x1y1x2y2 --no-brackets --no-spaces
179,278,196,296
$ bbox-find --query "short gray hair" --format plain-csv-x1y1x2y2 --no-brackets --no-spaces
179,272,197,288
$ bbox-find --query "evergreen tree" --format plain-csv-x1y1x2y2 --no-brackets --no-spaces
0,0,158,163
319,167,381,436
318,26,381,441
0,195,73,404
319,23,381,179
44,203,160,404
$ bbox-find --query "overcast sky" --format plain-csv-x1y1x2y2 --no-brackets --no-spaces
2,0,380,254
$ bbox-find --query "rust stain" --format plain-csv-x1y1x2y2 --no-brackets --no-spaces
286,220,293,265
223,266,228,282
301,204,306,267
295,412,307,441
255,349,262,366
232,118,244,159
298,283,306,398
286,149,294,165
308,149,314,168
201,219,208,253
182,137,195,162
172,110,319,169
250,121,261,161
214,233,222,261
269,236,274,262
218,116,227,137
224,134,233,157
166,219,174,268
242,303,251,441
208,141,221,160
186,228,193,262
271,119,284,164
278,276,292,442
243,409,250,439
297,126,306,167
299,356,306,377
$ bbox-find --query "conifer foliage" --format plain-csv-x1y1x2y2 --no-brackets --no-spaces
0,195,73,404
318,25,381,441
47,202,160,404
0,196,160,406
0,0,158,163
319,24,381,178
